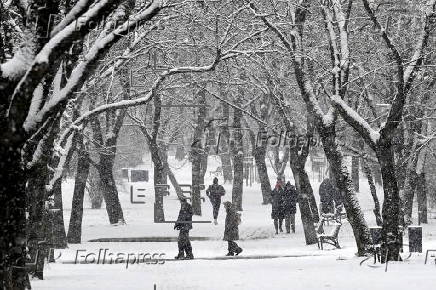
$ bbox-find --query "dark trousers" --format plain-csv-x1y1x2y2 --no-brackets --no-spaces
274,218,283,233
178,229,192,256
285,214,296,233
210,197,221,219
228,241,240,253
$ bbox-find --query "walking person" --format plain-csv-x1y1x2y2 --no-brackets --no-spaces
283,181,298,233
174,198,194,260
223,201,243,256
271,178,285,234
206,177,226,225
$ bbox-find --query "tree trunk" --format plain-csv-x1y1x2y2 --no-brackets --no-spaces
375,144,401,261
231,98,244,211
159,142,169,184
149,140,165,221
98,154,124,224
232,151,244,211
88,167,103,209
220,153,233,183
67,137,90,243
26,170,47,280
191,89,207,215
254,146,272,204
321,128,372,256
191,151,203,215
0,130,28,288
220,103,233,183
290,163,318,244
165,163,184,199
417,172,428,224
351,156,360,192
361,158,383,226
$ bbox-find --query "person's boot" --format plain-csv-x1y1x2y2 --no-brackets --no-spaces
214,219,218,225
226,252,234,256
175,252,185,260
291,225,295,233
235,247,243,256
184,247,194,260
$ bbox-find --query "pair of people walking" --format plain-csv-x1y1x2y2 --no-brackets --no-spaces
174,178,242,259
271,178,298,234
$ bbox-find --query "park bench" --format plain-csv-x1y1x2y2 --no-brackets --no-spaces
316,219,342,250
320,204,346,225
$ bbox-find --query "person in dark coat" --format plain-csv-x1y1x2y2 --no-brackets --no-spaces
223,201,242,256
318,178,341,214
174,198,194,260
271,179,285,234
206,177,225,225
283,181,298,233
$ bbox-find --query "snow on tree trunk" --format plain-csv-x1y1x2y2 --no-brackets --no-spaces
351,156,360,192
375,144,402,261
321,128,372,256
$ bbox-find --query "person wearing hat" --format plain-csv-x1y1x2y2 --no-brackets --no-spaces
174,197,194,260
223,201,242,256
206,177,226,225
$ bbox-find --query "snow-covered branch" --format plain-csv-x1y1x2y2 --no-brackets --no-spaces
50,0,94,38
23,0,163,133
329,94,379,148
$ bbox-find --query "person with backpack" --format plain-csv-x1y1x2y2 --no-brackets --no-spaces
206,177,226,225
223,201,242,256
282,181,298,233
174,198,194,260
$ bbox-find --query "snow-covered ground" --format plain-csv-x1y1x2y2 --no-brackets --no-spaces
32,156,436,289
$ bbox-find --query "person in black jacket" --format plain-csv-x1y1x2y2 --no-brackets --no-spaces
223,201,242,256
318,178,335,214
206,177,225,225
174,198,194,260
283,181,298,233
271,179,285,234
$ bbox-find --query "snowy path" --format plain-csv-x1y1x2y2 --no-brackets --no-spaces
32,157,436,289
